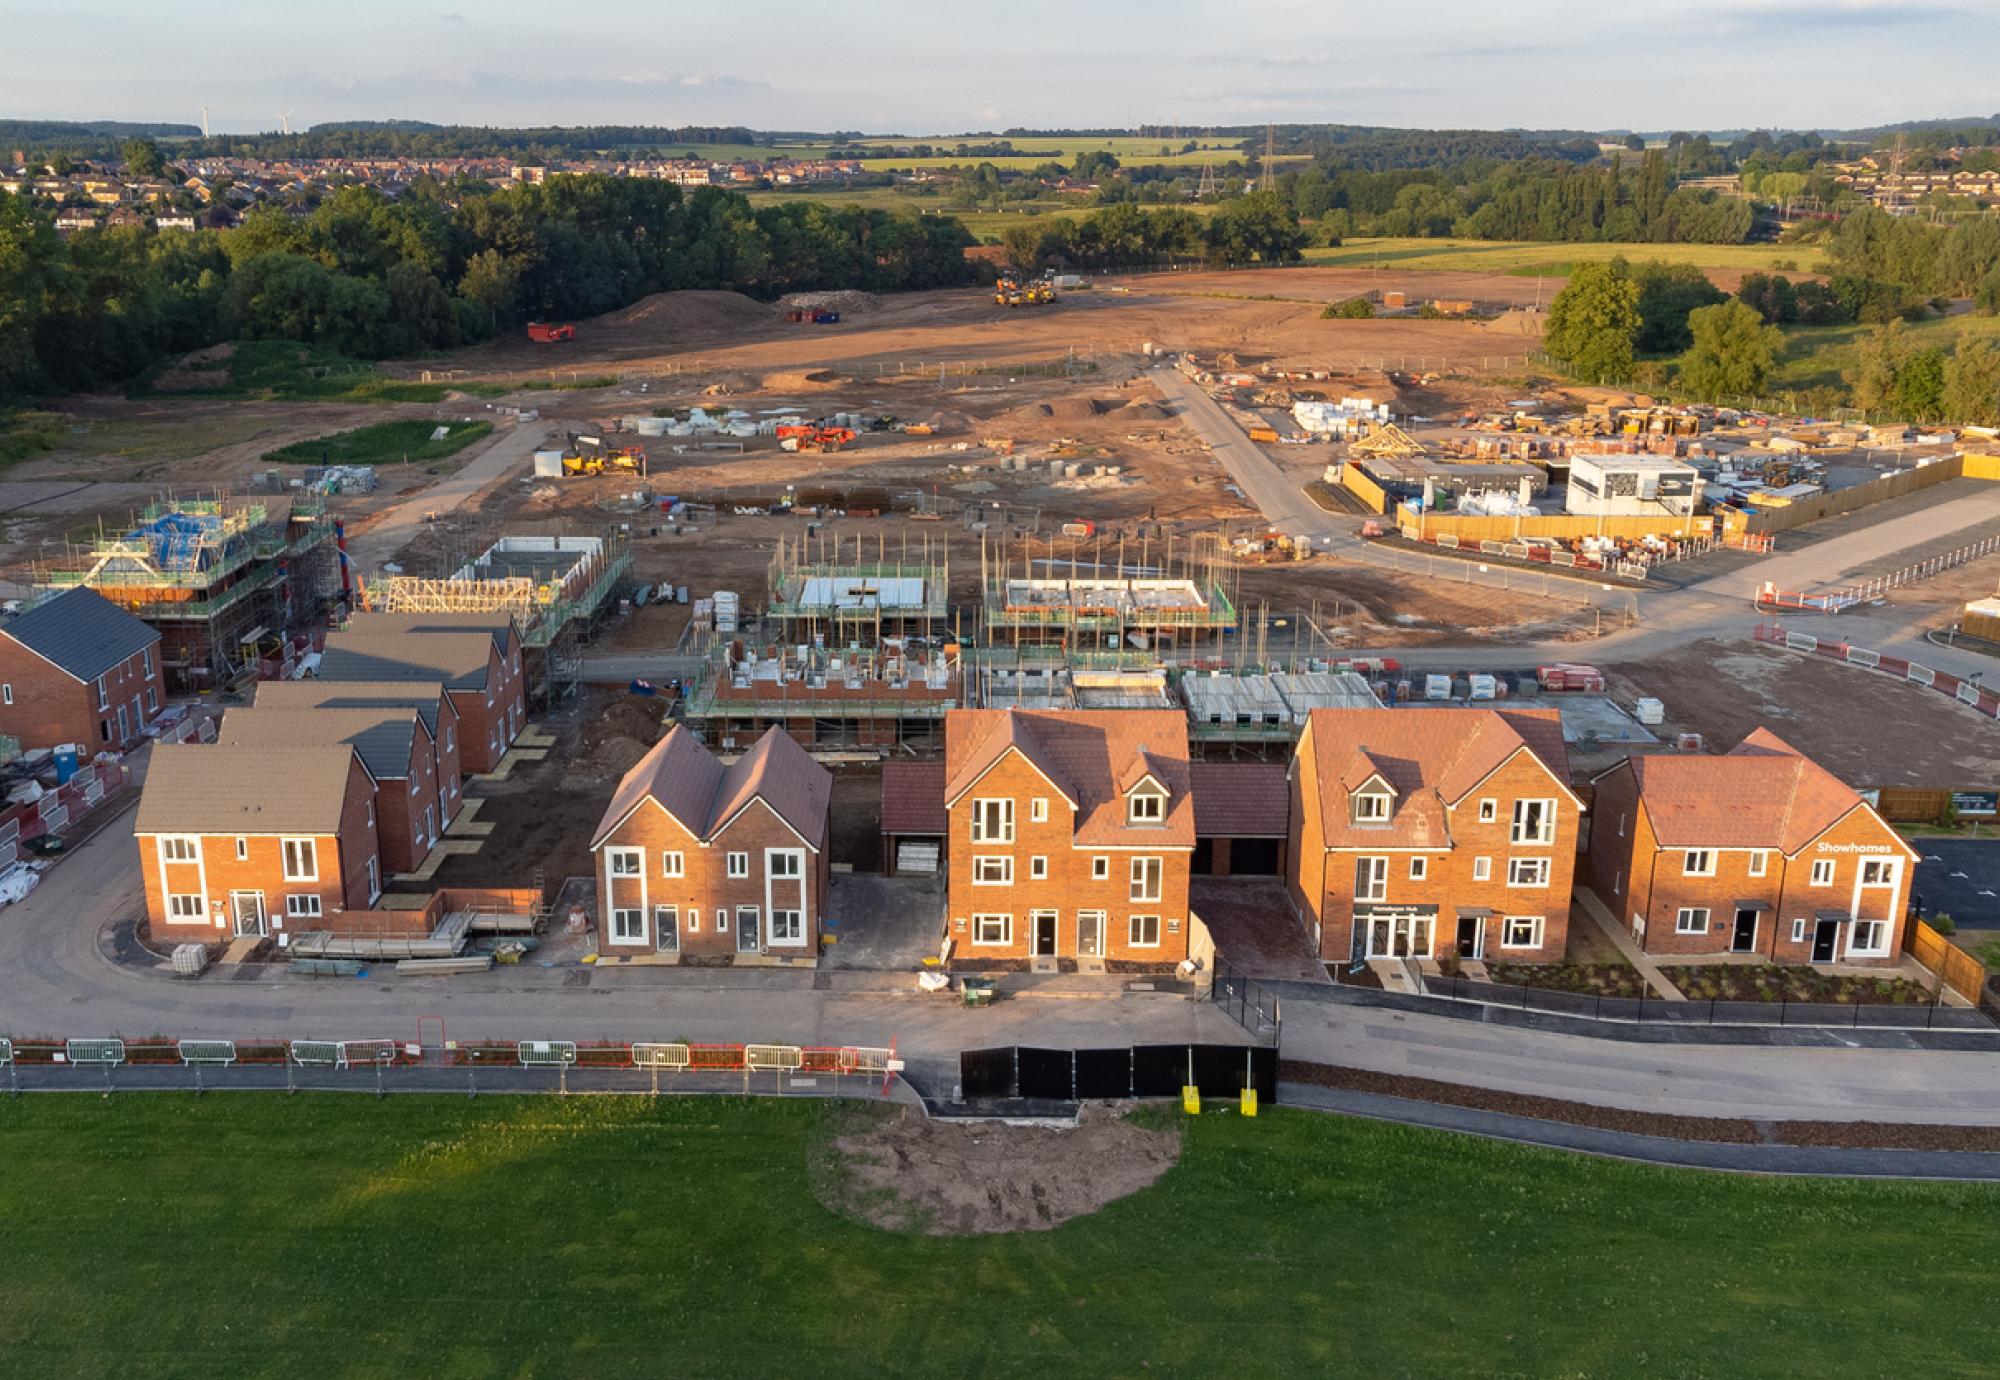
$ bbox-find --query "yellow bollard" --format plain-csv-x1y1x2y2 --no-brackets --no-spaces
1182,1084,1200,1115
1241,1086,1258,1118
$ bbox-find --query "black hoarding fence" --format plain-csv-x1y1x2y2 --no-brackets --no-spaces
1016,1046,1076,1101
959,1045,1016,1100
956,1043,1279,1106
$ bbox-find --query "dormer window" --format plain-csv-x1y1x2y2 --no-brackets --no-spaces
1128,785,1166,825
1352,790,1390,824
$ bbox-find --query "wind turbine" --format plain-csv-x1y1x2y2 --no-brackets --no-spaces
200,105,210,139
278,110,293,136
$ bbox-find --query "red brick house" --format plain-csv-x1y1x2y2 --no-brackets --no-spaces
318,612,524,772
590,725,831,963
250,679,463,823
0,588,162,752
943,708,1194,964
1588,729,1919,965
1288,707,1580,966
217,704,444,874
135,743,383,939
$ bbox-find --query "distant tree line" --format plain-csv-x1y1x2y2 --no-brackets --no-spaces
999,194,1304,270
0,177,973,400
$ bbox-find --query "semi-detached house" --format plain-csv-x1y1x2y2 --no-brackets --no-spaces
944,707,1194,964
135,742,382,939
1588,729,1919,965
0,587,163,753
249,679,463,823
1288,707,1581,965
590,726,832,964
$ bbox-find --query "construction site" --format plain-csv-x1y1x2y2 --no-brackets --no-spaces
360,533,632,705
978,530,1240,654
33,496,339,692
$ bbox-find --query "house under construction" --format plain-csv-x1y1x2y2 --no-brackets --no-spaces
34,496,338,692
980,531,1238,654
765,531,951,645
361,533,631,705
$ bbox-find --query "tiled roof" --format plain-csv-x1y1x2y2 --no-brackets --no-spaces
217,706,421,780
1302,707,1572,850
251,679,452,735
880,762,947,835
319,629,496,690
945,708,1194,848
135,743,365,835
1,587,158,681
1188,762,1289,837
591,725,830,850
1623,728,1901,854
348,611,517,655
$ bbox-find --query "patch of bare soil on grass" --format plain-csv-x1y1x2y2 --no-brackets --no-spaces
819,1103,1180,1234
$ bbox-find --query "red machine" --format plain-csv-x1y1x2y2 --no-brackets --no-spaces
527,322,575,344
776,424,857,454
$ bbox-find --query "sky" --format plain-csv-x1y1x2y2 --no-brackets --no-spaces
9,0,1999,136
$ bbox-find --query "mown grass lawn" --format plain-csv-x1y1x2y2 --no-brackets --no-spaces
1,1096,1996,1377
1304,237,1827,276
262,419,493,466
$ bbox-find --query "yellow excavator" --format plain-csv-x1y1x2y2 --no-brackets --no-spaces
994,275,1055,307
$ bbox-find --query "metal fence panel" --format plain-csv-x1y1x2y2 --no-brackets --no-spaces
959,1046,1015,1100
745,1043,803,1072
1017,1047,1074,1101
177,1039,236,1066
0,1037,11,1065
65,1038,124,1065
517,1040,579,1066
632,1042,691,1069
1073,1047,1133,1100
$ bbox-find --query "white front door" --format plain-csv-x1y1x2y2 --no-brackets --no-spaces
230,891,267,937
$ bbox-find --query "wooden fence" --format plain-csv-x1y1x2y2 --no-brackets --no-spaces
1906,917,1990,1005
1719,454,1965,536
1397,505,1712,543
1871,787,1955,823
1338,463,1388,514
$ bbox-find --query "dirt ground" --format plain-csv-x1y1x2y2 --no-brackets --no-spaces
1600,641,2000,786
819,1103,1180,1235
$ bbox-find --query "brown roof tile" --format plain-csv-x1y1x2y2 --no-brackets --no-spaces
217,706,423,780
1623,728,1900,854
319,628,497,690
881,762,947,835
590,725,830,850
135,743,367,835
945,708,1194,848
251,679,455,735
1188,762,1289,837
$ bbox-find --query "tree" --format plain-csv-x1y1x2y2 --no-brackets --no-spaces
1677,300,1782,398
1632,260,1725,353
1622,133,1645,152
1942,338,2000,425
1736,270,1797,324
1543,260,1642,383
1852,320,1910,412
1898,347,1947,420
121,138,164,178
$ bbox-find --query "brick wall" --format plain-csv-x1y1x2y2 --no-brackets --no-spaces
0,635,160,753
596,798,823,960
946,754,1192,962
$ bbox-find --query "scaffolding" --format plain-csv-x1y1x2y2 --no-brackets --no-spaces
35,495,337,692
680,638,963,751
979,531,1237,654
765,531,950,645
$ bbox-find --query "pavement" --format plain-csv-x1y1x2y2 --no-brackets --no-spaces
1573,887,1683,1000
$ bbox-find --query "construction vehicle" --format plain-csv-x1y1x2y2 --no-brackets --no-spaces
994,276,1055,308
561,446,647,477
784,309,842,324
776,424,857,454
527,322,575,344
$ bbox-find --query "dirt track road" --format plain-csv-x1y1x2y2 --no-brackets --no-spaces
345,418,552,573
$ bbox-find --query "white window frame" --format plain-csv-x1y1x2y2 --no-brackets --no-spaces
607,848,642,878
1810,858,1835,887
1859,859,1896,888
1791,917,1807,943
1507,857,1550,888
143,647,155,680
161,835,200,863
770,908,803,943
1128,788,1166,825
1683,849,1715,877
971,913,1012,946
1351,791,1390,825
768,851,802,880
969,797,1015,844
1030,855,1048,880
1091,855,1109,881
687,910,701,933
1478,798,1497,822
1,684,10,706
286,893,322,920
1030,797,1048,823
661,851,685,878
1747,850,1768,878
1408,856,1428,881
1676,906,1710,935
716,909,731,933
1510,798,1556,845
1849,919,1890,957
726,851,750,879
1355,855,1388,902
95,675,108,710
1472,856,1492,882
1128,914,1162,948
281,837,318,883
972,855,1013,886
610,907,647,943
1501,915,1543,950
1130,856,1163,904
166,893,205,921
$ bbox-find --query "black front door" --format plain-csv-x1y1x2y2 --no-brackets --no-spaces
1456,915,1482,959
1035,912,1058,957
1811,918,1839,963
1731,909,1758,953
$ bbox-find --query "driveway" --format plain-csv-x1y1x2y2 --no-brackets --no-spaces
822,872,943,971
1192,876,1330,983
1911,836,2000,933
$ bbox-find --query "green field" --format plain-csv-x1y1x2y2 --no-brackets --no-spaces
744,188,1223,241
262,419,493,466
1304,237,1829,276
137,340,484,403
1771,312,2000,394
2,1095,1996,1377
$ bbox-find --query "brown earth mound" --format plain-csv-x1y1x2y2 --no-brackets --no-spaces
1046,397,1118,421
761,368,848,391
152,341,238,392
599,290,766,333
776,289,879,316
819,1103,1180,1235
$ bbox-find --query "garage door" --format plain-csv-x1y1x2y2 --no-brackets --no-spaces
1228,838,1282,875
896,840,940,875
